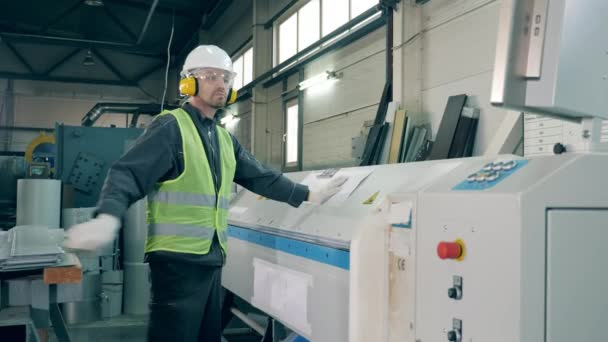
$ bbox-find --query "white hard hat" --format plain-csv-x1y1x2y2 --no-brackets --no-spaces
181,45,234,77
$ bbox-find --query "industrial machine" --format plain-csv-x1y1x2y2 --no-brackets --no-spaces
223,0,608,341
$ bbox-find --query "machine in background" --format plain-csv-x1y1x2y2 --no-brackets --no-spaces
223,0,608,341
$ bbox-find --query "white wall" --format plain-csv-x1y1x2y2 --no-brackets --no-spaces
302,27,386,169
397,0,508,156
226,99,253,152
1,67,174,151
12,81,149,127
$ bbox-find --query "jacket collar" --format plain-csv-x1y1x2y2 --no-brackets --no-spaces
182,103,225,125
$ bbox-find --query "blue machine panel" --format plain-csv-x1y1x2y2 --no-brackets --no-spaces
227,225,350,270
453,159,529,191
55,124,143,207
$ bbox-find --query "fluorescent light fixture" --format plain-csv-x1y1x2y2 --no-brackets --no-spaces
221,114,239,126
298,70,339,90
84,0,104,6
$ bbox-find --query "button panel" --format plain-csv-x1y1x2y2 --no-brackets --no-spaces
454,159,529,191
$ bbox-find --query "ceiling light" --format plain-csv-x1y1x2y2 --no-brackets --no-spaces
84,0,104,6
82,49,95,66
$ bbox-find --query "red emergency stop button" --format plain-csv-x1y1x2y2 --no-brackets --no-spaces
437,241,464,260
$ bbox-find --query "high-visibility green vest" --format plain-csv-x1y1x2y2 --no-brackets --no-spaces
145,108,236,255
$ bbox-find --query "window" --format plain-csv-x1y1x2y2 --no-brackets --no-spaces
351,0,377,18
275,0,379,66
322,0,348,37
285,100,299,166
279,15,298,63
243,48,253,86
232,57,243,90
298,0,320,50
232,47,253,90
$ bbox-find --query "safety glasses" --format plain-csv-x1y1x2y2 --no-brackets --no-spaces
192,69,236,88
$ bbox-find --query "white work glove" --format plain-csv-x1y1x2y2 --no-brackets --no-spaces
63,214,121,251
307,176,349,204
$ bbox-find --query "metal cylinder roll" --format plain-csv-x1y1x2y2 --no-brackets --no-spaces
16,179,61,228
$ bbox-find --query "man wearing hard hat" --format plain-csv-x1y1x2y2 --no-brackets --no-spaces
64,45,347,341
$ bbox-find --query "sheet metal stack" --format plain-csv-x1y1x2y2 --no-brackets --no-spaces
0,225,64,271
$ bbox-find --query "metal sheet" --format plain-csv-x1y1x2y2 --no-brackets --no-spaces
16,179,61,228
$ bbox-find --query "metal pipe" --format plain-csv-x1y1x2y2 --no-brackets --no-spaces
137,0,159,44
103,0,194,19
386,6,394,93
81,103,146,126
0,126,53,132
0,32,134,48
230,307,265,336
81,102,178,126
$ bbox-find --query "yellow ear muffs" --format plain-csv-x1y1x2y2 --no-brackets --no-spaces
179,76,198,96
180,77,237,105
225,88,238,106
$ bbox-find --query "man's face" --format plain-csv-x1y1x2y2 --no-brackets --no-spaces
193,68,234,109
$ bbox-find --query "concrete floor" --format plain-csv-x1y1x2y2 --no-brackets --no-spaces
48,315,262,342
49,315,147,342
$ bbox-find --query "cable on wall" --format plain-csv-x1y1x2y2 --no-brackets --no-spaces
161,10,175,112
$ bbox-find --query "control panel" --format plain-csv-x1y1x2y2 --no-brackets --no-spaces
453,159,528,191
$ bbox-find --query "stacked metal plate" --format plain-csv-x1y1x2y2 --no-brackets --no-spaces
0,225,65,271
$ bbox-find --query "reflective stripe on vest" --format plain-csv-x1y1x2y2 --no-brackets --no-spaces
148,224,228,245
151,191,230,210
149,223,215,239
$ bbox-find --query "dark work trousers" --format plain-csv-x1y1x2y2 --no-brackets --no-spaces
147,260,223,342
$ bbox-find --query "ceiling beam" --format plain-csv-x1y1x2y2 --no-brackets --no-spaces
43,48,82,75
134,60,167,82
4,41,35,73
38,0,82,34
0,72,139,86
0,31,164,57
91,48,130,82
201,0,234,30
103,5,138,42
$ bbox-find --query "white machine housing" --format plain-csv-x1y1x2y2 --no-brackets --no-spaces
223,160,462,341
224,154,608,342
